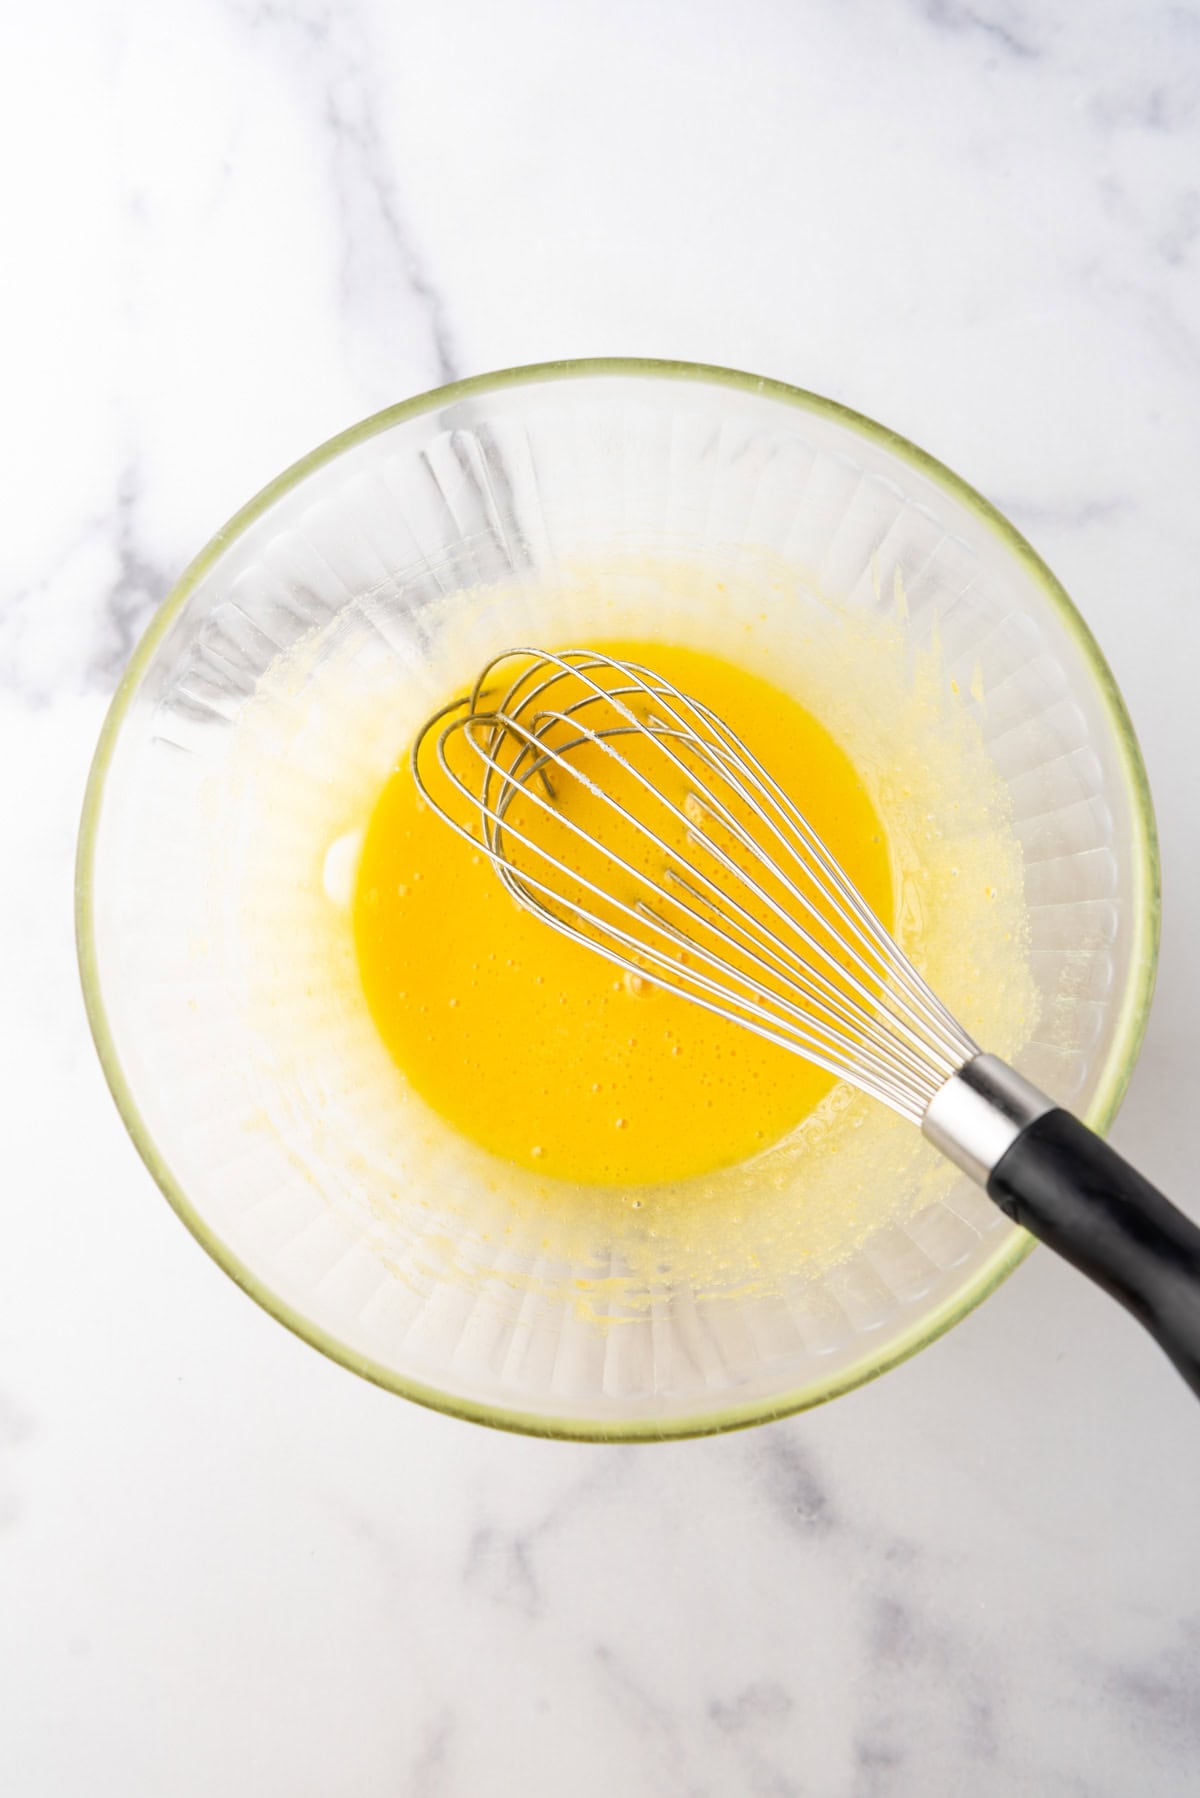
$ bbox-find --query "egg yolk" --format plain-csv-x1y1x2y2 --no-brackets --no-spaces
352,641,892,1187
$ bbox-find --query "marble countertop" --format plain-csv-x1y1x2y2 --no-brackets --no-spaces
4,2,1200,1792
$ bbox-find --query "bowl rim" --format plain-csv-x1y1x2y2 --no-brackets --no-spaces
75,356,1161,1442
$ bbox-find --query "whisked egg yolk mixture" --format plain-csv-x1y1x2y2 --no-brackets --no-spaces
353,642,892,1187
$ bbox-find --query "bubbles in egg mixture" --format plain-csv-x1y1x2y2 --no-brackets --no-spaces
352,641,894,1187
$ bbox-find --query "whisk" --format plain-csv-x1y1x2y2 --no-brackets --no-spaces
414,649,1200,1398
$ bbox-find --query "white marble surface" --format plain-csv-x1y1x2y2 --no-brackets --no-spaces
3,1,1200,1792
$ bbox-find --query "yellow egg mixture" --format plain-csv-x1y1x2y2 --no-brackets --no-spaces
214,552,1037,1314
353,642,893,1189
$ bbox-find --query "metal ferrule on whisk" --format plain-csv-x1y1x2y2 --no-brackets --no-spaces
921,1054,1054,1187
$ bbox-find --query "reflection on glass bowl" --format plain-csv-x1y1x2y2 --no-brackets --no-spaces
76,360,1159,1439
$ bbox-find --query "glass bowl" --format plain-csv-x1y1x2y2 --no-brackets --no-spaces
77,360,1159,1439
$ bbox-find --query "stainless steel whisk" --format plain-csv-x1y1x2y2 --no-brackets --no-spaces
415,649,1200,1398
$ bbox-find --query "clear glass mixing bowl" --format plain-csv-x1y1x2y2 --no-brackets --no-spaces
77,360,1159,1438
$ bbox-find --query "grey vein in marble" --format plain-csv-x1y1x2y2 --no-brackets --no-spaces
1093,1619,1200,1758
0,460,171,708
87,461,175,689
464,1524,543,1620
919,0,1040,62
407,1710,456,1798
226,0,459,386
756,1434,837,1536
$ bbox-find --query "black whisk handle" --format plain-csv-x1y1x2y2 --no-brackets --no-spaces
987,1109,1200,1399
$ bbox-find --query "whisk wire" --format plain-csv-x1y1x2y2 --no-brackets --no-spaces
497,683,970,1085
483,710,955,1100
683,724,975,1071
414,649,979,1120
436,730,926,1108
